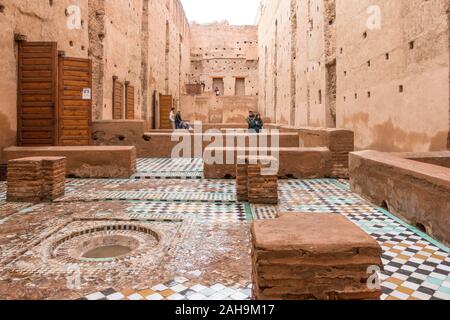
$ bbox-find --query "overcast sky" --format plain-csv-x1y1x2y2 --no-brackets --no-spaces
180,0,260,25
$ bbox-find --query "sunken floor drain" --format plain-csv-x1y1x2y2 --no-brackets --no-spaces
51,223,160,262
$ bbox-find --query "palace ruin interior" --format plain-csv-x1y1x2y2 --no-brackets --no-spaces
0,0,449,301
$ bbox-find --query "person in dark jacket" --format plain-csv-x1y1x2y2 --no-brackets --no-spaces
254,113,264,133
175,111,182,129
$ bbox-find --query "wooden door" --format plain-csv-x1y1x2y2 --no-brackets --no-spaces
17,41,58,146
159,94,172,129
125,82,135,120
112,77,123,119
58,56,92,146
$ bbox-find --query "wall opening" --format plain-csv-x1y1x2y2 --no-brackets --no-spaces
235,78,246,96
213,78,224,96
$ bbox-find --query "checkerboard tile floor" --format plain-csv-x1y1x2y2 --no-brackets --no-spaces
126,201,248,223
274,179,450,301
133,158,203,179
81,277,252,301
2,158,449,300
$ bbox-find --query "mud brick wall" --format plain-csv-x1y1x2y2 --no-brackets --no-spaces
236,158,248,202
350,150,450,247
251,213,382,300
270,126,354,178
7,158,44,202
247,159,278,205
7,157,66,202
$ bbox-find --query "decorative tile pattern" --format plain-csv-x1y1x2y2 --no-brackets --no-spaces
126,202,247,223
80,277,252,300
133,158,203,179
1,158,449,301
271,179,450,301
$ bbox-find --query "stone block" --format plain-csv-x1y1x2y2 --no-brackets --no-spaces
7,157,66,202
251,213,382,300
236,155,279,204
350,150,450,246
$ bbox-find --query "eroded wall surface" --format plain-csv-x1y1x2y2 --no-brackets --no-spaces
0,0,191,163
336,0,450,152
189,21,259,97
0,0,89,164
259,0,449,152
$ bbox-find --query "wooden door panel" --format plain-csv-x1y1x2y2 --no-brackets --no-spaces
159,94,173,129
113,78,123,120
125,83,135,120
58,56,92,146
17,41,58,146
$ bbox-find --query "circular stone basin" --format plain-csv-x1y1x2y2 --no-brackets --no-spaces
82,244,133,259
50,223,160,262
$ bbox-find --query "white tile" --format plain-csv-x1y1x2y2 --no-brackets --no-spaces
420,265,435,271
411,291,431,301
439,265,450,272
422,282,439,290
434,291,450,300
230,292,248,300
392,273,408,281
411,272,427,280
441,281,450,289
384,265,398,273
106,292,125,300
188,293,206,300
127,293,144,300
429,272,446,280
402,282,419,291
167,293,184,300
190,284,208,292
171,284,188,293
382,282,398,290
390,291,409,300
210,293,227,300
152,284,168,291
86,292,105,300
211,284,226,292
146,293,164,301
219,288,236,297
174,276,189,284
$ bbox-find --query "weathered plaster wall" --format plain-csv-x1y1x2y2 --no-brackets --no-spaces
189,21,259,97
258,0,336,127
148,0,191,124
336,0,449,152
0,0,191,163
0,0,89,164
259,0,449,152
99,0,143,120
179,95,258,123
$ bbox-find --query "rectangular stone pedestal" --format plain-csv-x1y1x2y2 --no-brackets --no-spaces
251,213,382,300
236,156,278,204
7,157,66,202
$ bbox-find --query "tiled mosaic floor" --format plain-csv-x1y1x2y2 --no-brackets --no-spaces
132,158,203,179
81,277,252,301
0,158,449,300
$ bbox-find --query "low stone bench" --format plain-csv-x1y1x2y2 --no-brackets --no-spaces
251,213,382,300
204,147,331,179
350,150,450,246
236,155,279,204
7,157,66,202
140,132,300,158
3,146,136,179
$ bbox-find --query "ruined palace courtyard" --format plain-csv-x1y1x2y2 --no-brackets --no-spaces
0,0,449,302
0,158,449,300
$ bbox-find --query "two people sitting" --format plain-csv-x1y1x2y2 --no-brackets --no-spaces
169,108,190,130
247,111,264,133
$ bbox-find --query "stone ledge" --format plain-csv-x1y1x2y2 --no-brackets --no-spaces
349,150,450,246
251,213,382,300
4,146,136,179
